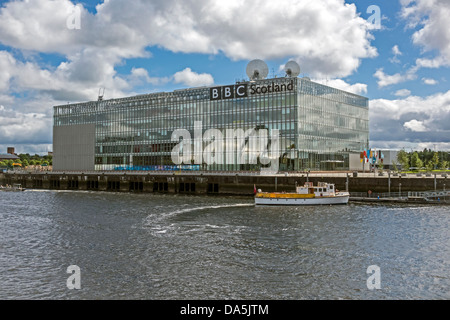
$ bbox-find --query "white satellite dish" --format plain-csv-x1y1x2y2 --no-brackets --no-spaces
284,60,301,77
246,59,269,81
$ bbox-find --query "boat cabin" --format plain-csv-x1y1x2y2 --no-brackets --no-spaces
296,182,336,197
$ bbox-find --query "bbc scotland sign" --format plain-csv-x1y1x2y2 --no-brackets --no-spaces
210,81,294,101
210,84,248,101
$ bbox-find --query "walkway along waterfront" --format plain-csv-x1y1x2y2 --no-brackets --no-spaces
1,171,448,204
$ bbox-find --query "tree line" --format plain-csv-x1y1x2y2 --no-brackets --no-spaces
394,149,449,171
0,154,53,168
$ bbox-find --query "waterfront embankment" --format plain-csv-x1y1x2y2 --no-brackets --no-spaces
1,171,448,199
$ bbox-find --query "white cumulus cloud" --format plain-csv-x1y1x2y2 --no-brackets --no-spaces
312,78,368,96
373,68,417,88
394,89,411,97
401,0,450,69
370,90,450,149
390,45,403,63
0,0,377,78
403,119,428,132
173,68,214,87
422,77,438,85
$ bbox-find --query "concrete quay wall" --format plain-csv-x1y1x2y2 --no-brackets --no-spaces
1,172,448,195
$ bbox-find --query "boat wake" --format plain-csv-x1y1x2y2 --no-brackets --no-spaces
141,203,254,230
168,203,254,215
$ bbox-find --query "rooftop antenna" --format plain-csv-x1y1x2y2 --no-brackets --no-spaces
98,88,105,101
246,59,269,81
284,60,301,78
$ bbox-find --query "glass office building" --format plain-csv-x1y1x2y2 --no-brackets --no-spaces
53,77,369,172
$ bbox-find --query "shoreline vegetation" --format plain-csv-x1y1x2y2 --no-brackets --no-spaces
0,153,52,171
391,149,449,173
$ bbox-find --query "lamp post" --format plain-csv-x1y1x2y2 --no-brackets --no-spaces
388,170,391,197
434,173,437,192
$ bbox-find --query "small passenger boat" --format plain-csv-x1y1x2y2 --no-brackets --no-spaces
255,182,349,205
0,184,25,192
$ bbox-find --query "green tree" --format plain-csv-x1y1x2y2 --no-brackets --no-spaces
392,161,398,172
432,152,439,170
397,150,409,171
22,159,29,168
425,160,434,172
420,148,433,164
410,152,423,170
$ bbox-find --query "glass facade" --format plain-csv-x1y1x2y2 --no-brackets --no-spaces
53,77,369,172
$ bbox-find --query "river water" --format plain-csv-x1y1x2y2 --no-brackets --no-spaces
0,190,449,300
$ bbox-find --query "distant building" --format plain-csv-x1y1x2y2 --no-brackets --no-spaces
1,147,19,162
380,150,399,170
0,153,19,161
349,149,399,171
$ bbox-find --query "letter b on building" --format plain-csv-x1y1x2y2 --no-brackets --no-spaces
366,265,381,290
210,87,222,101
67,265,81,290
223,86,235,99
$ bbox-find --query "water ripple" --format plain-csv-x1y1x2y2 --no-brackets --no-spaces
1,191,450,299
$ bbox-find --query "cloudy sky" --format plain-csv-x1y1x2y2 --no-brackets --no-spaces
0,0,449,154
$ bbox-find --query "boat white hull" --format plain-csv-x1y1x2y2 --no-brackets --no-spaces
255,194,349,206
